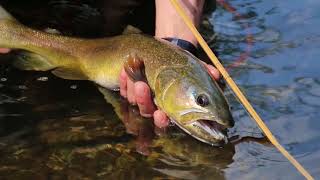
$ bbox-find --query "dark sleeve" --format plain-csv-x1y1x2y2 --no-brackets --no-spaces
101,0,155,36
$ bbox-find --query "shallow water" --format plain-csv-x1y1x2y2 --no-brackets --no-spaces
0,0,319,179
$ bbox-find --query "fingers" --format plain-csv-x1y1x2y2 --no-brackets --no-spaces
0,48,10,54
119,68,170,128
205,64,221,80
134,82,156,117
153,110,169,128
119,69,128,98
203,63,226,89
126,78,136,104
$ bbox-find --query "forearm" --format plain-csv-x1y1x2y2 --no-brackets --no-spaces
155,0,205,46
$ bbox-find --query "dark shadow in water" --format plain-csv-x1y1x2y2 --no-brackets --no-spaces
0,79,273,179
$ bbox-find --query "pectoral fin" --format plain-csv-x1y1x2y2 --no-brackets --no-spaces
52,67,88,80
124,55,147,82
122,25,142,35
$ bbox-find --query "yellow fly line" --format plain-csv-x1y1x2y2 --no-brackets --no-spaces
169,0,314,179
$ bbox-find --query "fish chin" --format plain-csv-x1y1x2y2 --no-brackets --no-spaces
192,120,228,142
172,118,228,146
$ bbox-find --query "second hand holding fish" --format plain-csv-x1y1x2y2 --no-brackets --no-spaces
0,48,10,53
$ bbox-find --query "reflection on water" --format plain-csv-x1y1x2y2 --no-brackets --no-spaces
0,83,236,179
211,0,320,179
0,0,320,179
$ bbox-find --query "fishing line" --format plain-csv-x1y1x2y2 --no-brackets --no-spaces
169,0,314,179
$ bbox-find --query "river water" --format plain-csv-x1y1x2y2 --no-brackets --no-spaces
0,0,319,179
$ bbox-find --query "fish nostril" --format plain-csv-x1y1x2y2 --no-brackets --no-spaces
228,119,235,128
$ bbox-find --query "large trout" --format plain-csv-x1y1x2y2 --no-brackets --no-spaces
0,6,234,146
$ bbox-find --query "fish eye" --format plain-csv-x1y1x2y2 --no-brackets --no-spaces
196,94,209,107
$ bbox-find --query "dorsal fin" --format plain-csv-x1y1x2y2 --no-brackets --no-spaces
122,25,142,35
0,6,17,22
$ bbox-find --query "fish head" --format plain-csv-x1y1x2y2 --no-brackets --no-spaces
155,61,234,146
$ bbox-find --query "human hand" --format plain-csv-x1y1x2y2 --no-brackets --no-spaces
119,63,221,129
0,48,10,53
155,0,205,46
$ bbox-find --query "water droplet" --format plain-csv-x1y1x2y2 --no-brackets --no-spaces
70,85,77,89
37,76,48,81
18,85,28,90
168,120,175,127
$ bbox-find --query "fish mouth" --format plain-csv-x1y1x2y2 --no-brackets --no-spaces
188,119,228,146
171,118,230,146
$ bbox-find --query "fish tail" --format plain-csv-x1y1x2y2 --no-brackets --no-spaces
0,5,21,48
0,5,34,50
0,6,88,79
0,5,58,71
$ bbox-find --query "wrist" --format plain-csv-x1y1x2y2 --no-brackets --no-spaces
155,31,198,47
155,0,204,47
162,37,198,56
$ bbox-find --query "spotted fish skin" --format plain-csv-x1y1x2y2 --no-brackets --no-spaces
0,5,234,146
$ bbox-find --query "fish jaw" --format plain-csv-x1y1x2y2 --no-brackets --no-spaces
171,117,231,146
